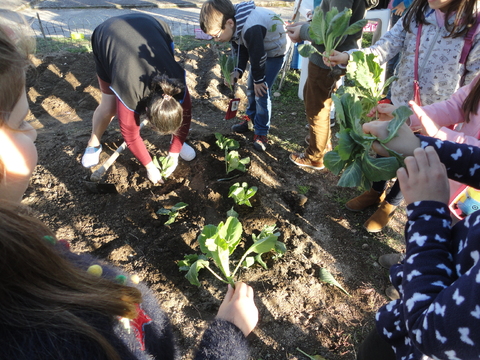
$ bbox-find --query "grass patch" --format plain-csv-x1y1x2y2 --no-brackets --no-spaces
36,37,92,54
174,35,210,52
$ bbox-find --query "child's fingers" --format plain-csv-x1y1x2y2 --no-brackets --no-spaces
223,283,235,302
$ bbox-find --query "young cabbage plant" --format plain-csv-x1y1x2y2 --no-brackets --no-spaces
338,51,397,121
152,155,176,179
215,132,240,151
226,150,250,174
156,202,188,225
298,7,367,68
324,92,412,190
228,182,258,207
178,217,285,287
219,53,237,92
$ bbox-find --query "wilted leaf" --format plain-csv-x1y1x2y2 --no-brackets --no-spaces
318,268,350,296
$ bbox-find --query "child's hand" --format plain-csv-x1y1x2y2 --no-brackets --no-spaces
216,282,258,337
392,2,406,16
225,70,240,88
367,103,397,121
409,101,441,136
254,82,268,97
286,22,304,43
362,120,421,157
397,147,450,205
324,50,348,67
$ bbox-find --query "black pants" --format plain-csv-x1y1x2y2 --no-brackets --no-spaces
357,327,396,360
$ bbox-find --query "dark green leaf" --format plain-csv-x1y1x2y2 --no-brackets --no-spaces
298,43,319,57
337,160,362,187
185,258,210,286
336,130,357,160
324,150,347,175
362,154,400,182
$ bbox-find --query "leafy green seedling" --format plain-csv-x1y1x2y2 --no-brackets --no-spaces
338,52,397,121
298,7,367,69
215,132,240,151
229,182,258,207
156,202,188,225
318,267,350,296
226,150,250,174
297,185,310,195
178,217,285,287
153,155,176,179
219,53,237,92
324,92,412,189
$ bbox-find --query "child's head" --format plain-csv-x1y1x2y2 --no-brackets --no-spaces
0,18,38,203
146,75,184,135
405,0,478,38
0,202,143,360
200,0,236,41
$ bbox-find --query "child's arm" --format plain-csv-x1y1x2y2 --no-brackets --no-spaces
392,147,480,358
243,26,269,97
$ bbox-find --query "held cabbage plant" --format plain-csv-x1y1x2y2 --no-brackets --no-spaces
153,155,176,179
178,217,285,287
338,51,397,121
324,92,412,190
298,7,367,66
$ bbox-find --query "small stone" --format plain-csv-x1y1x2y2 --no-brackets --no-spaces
362,243,369,250
273,91,281,97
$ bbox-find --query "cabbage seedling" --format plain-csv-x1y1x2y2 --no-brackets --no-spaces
178,217,285,287
298,7,367,68
324,92,412,189
157,202,188,225
153,155,176,179
228,182,258,207
215,132,239,151
219,53,237,92
226,150,250,174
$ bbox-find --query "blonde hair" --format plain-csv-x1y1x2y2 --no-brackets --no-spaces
0,203,143,360
146,75,184,135
199,0,235,34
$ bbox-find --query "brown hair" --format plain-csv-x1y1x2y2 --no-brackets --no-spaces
0,19,35,124
0,202,142,360
146,75,184,135
462,76,480,122
199,0,235,34
403,0,478,38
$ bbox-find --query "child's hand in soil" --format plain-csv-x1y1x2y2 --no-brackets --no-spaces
216,282,258,336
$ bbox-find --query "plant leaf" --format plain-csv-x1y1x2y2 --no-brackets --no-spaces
198,224,218,257
324,150,347,175
362,154,400,182
337,160,362,187
171,202,188,212
298,43,319,58
227,206,239,218
255,253,268,269
185,257,210,287
218,216,243,255
318,267,350,296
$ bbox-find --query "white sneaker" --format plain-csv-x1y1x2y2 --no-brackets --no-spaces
82,145,102,168
179,142,196,161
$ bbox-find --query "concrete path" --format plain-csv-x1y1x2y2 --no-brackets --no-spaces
6,0,301,38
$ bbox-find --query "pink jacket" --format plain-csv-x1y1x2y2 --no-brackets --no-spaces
409,73,480,201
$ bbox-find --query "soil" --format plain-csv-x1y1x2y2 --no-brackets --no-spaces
24,43,407,360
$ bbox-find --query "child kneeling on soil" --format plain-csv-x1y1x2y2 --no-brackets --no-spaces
82,14,196,184
199,0,289,152
0,19,37,203
356,120,480,360
0,202,258,359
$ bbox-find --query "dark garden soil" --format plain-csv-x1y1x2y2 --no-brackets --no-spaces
24,43,407,360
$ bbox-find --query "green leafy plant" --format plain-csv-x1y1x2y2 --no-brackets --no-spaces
219,53,237,92
215,132,240,151
178,217,285,287
298,7,367,68
156,202,188,225
339,52,397,120
297,348,327,360
297,185,310,195
153,155,176,179
229,182,258,207
226,150,250,174
324,92,412,189
318,267,350,296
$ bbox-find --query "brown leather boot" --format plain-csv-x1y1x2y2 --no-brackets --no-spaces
345,188,386,211
364,201,397,233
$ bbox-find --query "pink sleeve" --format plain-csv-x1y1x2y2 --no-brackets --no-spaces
409,79,475,133
169,87,192,154
117,99,152,166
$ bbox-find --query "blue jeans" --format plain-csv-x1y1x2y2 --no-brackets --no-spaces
246,56,285,136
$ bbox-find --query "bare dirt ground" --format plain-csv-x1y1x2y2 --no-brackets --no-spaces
23,43,407,360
